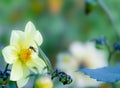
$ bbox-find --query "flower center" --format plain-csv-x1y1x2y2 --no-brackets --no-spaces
20,49,31,63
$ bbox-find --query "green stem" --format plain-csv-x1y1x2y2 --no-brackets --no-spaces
3,64,18,88
3,64,9,73
1,64,9,88
104,38,113,63
39,48,53,74
108,51,115,63
15,81,18,88
98,0,120,40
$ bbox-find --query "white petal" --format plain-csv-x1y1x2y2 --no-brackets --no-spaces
10,60,23,81
25,21,36,34
17,78,29,88
34,31,43,46
17,65,29,88
26,57,46,73
2,46,18,64
25,21,36,39
69,42,85,59
10,30,24,50
24,21,43,47
24,21,37,47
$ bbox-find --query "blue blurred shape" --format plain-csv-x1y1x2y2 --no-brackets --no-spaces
80,64,120,82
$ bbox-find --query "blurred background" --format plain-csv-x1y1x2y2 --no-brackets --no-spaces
0,0,120,88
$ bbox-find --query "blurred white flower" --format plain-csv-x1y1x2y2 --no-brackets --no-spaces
56,53,78,75
56,41,108,88
69,42,107,69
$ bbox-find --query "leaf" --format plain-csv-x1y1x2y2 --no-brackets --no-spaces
79,64,120,82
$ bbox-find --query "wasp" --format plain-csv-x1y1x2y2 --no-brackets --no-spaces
29,46,36,52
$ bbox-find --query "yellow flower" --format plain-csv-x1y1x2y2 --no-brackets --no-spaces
35,76,53,88
2,21,46,87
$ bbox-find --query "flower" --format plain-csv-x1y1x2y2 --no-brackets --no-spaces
56,41,108,88
2,21,46,87
69,42,107,68
56,53,78,74
35,76,53,88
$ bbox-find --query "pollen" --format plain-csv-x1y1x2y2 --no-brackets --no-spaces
20,49,32,63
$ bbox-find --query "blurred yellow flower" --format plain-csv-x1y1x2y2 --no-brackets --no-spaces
48,0,63,14
35,76,53,88
2,21,46,87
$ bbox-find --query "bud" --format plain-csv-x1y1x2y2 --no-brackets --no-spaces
92,37,106,49
52,69,72,85
3,72,10,80
35,77,53,88
95,39,105,45
58,72,72,85
85,0,96,14
114,42,120,52
51,69,60,79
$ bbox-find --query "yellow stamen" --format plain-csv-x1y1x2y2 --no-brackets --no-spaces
20,49,31,63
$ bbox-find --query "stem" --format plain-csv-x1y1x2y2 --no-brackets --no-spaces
108,51,114,63
104,37,115,63
104,39,112,62
2,86,5,88
15,81,18,88
98,0,120,40
0,64,9,88
3,64,18,88
3,64,9,74
39,48,53,74
104,41,111,53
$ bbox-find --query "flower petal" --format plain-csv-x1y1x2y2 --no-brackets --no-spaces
17,78,29,88
10,30,24,50
25,21,36,34
17,65,29,88
24,21,37,47
25,21,36,40
24,21,43,47
34,31,43,46
10,60,23,81
2,46,18,64
26,57,46,73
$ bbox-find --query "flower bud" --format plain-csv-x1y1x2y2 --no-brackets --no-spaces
114,42,120,52
35,77,53,88
85,0,96,14
92,37,106,49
